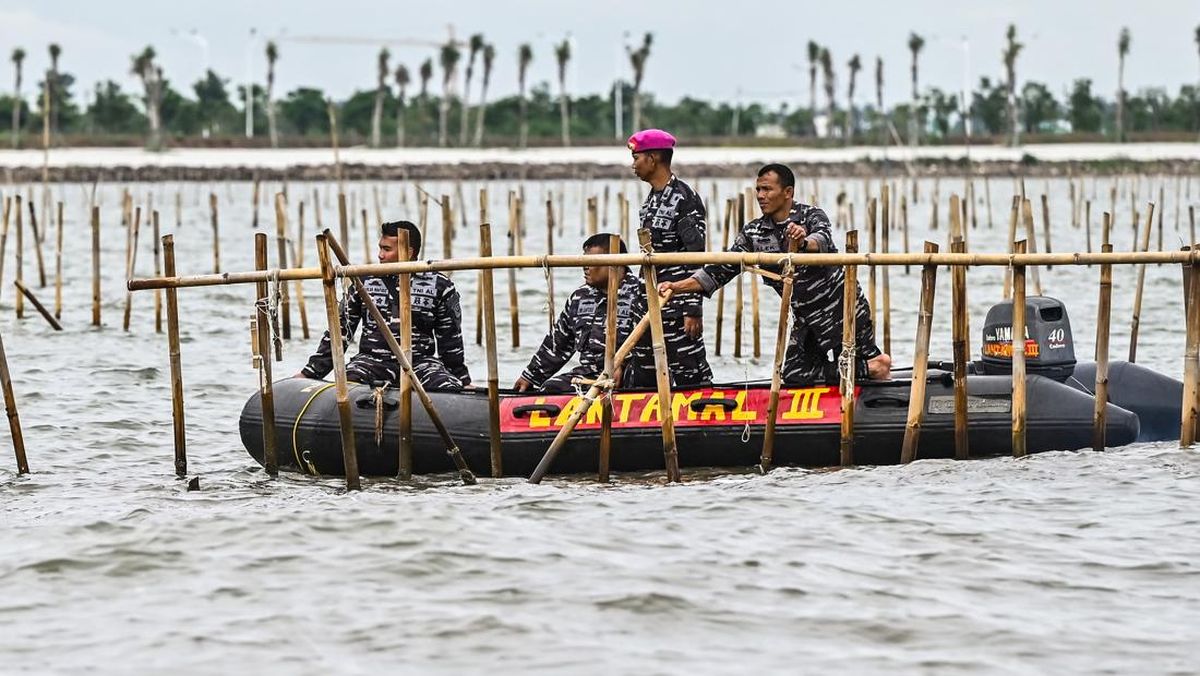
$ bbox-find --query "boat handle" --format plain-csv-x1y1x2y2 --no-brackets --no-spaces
864,395,909,408
512,403,562,418
689,398,738,412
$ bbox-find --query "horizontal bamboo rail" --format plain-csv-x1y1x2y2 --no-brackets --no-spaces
128,249,1200,292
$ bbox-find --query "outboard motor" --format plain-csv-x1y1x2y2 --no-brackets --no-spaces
979,296,1076,381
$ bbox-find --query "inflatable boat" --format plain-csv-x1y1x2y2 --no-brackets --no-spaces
239,297,1185,478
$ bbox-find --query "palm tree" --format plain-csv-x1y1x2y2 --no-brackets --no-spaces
418,58,432,143
845,54,861,143
394,64,410,147
438,42,460,147
517,43,533,148
10,48,24,149
371,47,390,148
555,39,571,146
875,56,886,144
820,47,834,138
807,41,820,136
265,41,279,147
1003,25,1023,147
472,43,495,147
1116,27,1131,143
47,43,61,144
907,32,925,146
627,32,653,131
131,46,162,150
460,33,484,146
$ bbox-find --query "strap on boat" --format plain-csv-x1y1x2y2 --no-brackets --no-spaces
293,383,336,475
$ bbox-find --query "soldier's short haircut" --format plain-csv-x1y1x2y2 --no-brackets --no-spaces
582,233,628,254
382,220,422,256
757,163,796,189
648,148,674,166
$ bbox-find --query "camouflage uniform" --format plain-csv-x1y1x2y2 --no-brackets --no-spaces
520,271,652,393
693,201,881,385
638,175,713,387
302,272,470,390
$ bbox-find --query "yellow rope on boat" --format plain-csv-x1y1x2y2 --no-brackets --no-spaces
292,383,335,474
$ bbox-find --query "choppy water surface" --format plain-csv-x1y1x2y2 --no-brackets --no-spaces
2,177,1199,673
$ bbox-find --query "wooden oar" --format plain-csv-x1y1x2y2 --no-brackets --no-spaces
528,289,674,484
322,229,477,485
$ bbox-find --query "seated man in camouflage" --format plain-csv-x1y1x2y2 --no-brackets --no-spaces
514,234,650,393
297,220,471,390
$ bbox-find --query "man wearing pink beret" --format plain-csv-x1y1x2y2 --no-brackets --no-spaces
628,128,713,388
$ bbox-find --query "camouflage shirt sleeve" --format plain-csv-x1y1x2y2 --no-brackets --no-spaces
799,205,834,253
693,227,751,297
302,283,362,379
520,290,580,387
434,276,470,386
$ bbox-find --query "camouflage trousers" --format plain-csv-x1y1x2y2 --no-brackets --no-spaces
345,356,464,392
633,315,713,389
781,280,881,386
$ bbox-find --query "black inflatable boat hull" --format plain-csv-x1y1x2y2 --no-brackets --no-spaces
239,365,1149,478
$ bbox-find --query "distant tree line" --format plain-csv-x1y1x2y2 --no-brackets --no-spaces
3,24,1199,149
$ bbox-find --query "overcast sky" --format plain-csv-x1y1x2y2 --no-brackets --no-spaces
1,0,1197,109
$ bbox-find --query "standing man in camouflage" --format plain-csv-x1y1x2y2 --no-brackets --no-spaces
628,128,713,388
297,220,471,391
658,163,891,384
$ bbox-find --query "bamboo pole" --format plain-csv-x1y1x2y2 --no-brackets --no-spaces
1192,205,1197,248
441,194,453,260
480,222,503,478
14,281,62,330
1093,239,1114,450
1129,203,1156,363
638,227,681,483
951,238,970,460
1040,194,1053,266
396,229,414,480
715,198,733,356
274,193,292,340
0,197,10,294
252,178,260,229
528,290,673,484
1003,195,1019,299
337,192,349,256
250,234,279,478
475,189,488,346
208,192,220,274
0,327,27,474
867,197,877,329
360,207,371,264
506,196,520,349
734,194,745,358
152,211,162,333
53,201,63,320
1085,200,1093,260
14,195,23,318
291,200,310,340
839,230,859,467
746,188,761,358
984,176,994,229
314,233,360,490
1181,245,1199,447
545,198,557,331
587,196,598,236
598,233,620,483
900,241,939,464
881,189,891,355
162,235,187,477
1021,198,1042,295
91,206,100,326
1157,185,1165,255
1011,240,1028,458
122,207,142,331
26,199,46,288
759,242,798,473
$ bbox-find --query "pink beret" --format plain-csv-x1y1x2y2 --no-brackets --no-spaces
627,128,676,153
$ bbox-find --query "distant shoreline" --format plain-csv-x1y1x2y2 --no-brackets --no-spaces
2,143,1198,182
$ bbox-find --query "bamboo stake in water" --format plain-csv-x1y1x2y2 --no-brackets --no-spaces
1128,203,1156,363
506,196,520,349
759,242,798,473
1085,200,1093,260
0,328,28,474
152,211,162,333
545,198,557,332
901,241,939,464
361,207,372,264
337,192,349,256
867,197,877,329
881,188,891,356
1021,198,1043,295
1092,235,1114,449
0,197,11,295
839,230,859,467
162,234,186,477
475,189,488,346
638,227,681,483
396,229,414,480
1003,196,1019,299
314,233,360,490
252,178,260,229
14,281,62,330
91,206,100,326
1040,194,1053,267
1181,244,1199,448
122,207,142,331
480,222,503,477
209,193,221,274
26,200,46,288
598,233,620,483
734,194,745,358
1191,205,1197,248
714,198,733,356
274,193,292,340
951,238,970,460
441,194,453,261
1011,240,1028,458
53,201,63,320
901,193,910,274
253,233,279,477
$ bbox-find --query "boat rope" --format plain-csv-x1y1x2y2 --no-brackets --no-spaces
741,364,752,443
373,386,386,446
838,338,856,393
292,383,336,474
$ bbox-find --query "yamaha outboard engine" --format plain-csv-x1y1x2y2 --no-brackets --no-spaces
979,296,1076,381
